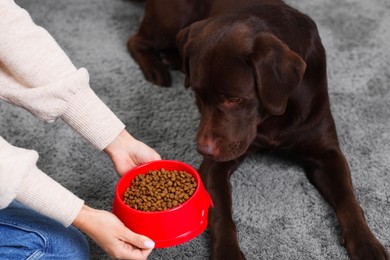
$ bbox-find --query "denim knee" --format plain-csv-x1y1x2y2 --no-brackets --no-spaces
0,201,89,260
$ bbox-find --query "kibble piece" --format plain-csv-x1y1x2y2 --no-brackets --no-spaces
123,168,197,212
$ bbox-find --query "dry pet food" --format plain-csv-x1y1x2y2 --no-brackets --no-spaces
123,168,197,212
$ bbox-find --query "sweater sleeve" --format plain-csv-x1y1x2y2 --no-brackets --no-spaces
0,137,84,227
0,0,125,150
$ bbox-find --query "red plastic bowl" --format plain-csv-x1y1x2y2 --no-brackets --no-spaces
112,160,213,248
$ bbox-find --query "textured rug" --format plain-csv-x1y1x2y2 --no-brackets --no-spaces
1,0,389,259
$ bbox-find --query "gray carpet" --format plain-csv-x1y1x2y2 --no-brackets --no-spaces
1,0,389,259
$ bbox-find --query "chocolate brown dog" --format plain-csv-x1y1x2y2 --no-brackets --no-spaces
127,0,389,259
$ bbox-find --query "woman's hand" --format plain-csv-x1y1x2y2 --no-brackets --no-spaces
73,205,155,259
104,129,161,176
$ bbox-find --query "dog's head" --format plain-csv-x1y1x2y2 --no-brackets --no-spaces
177,17,306,162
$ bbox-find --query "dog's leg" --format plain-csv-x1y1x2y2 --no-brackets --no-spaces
127,0,198,86
199,158,246,260
302,147,389,260
128,32,172,86
160,48,182,70
127,0,179,86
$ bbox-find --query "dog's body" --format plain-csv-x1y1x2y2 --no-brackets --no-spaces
128,0,389,259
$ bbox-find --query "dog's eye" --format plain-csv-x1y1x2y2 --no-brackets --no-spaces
221,95,241,105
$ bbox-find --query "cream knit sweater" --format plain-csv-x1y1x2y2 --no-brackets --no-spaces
0,0,125,227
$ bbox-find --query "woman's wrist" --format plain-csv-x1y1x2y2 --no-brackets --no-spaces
103,129,135,158
72,204,95,233
103,128,161,176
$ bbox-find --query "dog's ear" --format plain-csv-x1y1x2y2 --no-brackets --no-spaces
176,20,209,89
176,26,192,89
249,33,306,115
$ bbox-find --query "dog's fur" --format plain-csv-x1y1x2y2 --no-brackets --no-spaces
127,0,389,259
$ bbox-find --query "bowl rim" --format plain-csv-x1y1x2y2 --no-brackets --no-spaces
115,160,202,215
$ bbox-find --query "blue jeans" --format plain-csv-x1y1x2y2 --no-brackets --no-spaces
0,201,89,260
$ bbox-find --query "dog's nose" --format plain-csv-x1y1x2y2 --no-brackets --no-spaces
196,140,219,157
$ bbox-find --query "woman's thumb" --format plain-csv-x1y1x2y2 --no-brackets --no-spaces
125,230,155,249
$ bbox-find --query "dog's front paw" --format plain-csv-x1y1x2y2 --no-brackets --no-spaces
127,36,172,87
344,232,389,260
139,61,172,87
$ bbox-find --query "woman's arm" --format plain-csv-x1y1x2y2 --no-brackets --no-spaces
0,136,84,226
0,136,155,259
0,0,124,150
